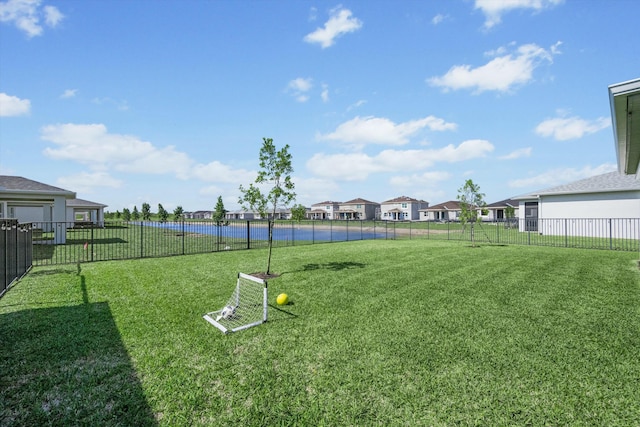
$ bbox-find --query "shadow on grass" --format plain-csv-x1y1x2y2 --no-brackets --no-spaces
302,261,366,271
265,303,299,325
0,276,157,426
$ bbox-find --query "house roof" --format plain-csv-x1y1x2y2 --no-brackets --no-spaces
0,175,76,198
312,200,341,206
485,198,518,208
513,171,640,200
609,78,640,175
423,200,461,211
66,198,108,208
341,198,379,205
382,196,425,204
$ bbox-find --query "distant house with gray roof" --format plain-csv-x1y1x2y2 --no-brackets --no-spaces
337,198,379,220
310,201,340,220
420,200,461,222
512,171,640,235
380,196,428,221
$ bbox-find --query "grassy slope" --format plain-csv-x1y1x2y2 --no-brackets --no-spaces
1,240,640,426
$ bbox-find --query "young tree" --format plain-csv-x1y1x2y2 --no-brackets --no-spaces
173,206,184,222
157,204,169,223
239,138,296,275
142,202,151,221
132,206,140,221
213,196,227,225
505,205,516,229
290,204,307,222
122,207,131,221
457,179,486,247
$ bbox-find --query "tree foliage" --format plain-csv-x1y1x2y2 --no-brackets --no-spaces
239,138,296,274
213,196,226,224
142,203,151,221
173,206,184,222
122,208,131,221
157,204,169,223
290,204,307,222
132,206,140,221
457,179,486,246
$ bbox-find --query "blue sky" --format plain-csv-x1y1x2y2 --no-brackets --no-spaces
1,0,639,213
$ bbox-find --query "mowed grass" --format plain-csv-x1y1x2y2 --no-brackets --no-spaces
1,240,640,426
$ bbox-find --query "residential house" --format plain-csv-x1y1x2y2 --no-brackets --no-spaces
484,198,519,222
310,201,340,220
512,171,640,236
380,196,428,221
225,210,256,220
0,176,77,244
336,198,379,220
66,198,107,226
420,200,461,222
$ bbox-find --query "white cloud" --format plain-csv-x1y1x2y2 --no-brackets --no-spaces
347,99,367,111
0,0,64,37
475,0,564,29
57,171,123,194
41,123,194,178
43,4,62,26
535,115,610,141
389,170,451,188
190,161,255,184
321,84,329,102
0,92,30,116
317,115,457,147
304,7,362,48
287,77,313,103
508,163,616,189
428,42,559,93
431,13,447,25
500,147,532,160
60,89,77,99
40,123,257,192
307,139,494,181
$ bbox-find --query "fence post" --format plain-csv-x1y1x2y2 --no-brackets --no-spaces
609,219,613,250
182,220,185,255
564,218,568,248
140,221,144,258
91,226,94,262
246,221,251,249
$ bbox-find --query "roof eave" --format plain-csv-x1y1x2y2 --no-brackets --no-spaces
609,78,640,176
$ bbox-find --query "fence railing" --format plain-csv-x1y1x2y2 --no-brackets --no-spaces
1,219,33,297
25,217,640,267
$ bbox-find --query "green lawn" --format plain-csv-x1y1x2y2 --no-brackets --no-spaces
2,240,640,426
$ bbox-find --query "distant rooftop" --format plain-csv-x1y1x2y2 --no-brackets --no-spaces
514,171,640,199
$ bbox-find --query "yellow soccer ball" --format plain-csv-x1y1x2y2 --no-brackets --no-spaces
276,293,289,305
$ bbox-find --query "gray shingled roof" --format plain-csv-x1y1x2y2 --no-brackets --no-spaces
424,200,461,210
66,198,108,208
514,172,640,199
0,175,75,195
342,198,379,205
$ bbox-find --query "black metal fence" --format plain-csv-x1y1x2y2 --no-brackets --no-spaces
1,219,33,297
25,217,640,267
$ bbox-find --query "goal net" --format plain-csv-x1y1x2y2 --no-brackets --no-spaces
203,273,268,334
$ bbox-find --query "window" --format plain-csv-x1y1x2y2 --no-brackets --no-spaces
356,204,361,208
326,206,330,210
401,203,407,208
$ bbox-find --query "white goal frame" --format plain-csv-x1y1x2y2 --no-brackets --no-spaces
203,273,268,334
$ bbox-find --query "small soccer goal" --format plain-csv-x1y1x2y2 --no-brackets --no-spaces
203,273,268,334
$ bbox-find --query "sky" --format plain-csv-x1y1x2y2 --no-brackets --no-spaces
1,0,639,213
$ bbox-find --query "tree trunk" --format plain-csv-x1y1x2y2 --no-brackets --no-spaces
266,220,273,274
